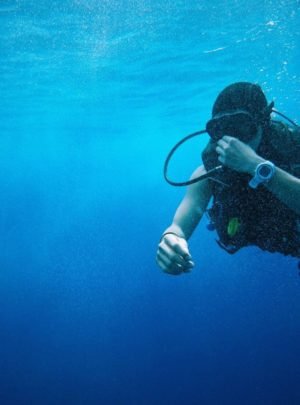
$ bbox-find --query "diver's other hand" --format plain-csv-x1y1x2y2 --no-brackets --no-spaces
156,233,195,275
216,135,263,174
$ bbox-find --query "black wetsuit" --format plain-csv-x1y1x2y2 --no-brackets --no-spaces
202,120,300,257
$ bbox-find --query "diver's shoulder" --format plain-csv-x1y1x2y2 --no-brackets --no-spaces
187,165,212,194
270,119,299,135
190,165,207,179
268,119,300,161
269,119,300,147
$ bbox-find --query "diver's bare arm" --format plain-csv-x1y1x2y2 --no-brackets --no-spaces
162,166,212,240
259,164,300,215
216,135,300,215
241,153,300,215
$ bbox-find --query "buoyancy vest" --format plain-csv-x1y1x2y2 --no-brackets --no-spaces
201,120,300,257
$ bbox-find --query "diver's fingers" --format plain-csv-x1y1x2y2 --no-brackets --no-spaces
158,246,194,272
216,145,225,157
156,249,172,268
184,260,195,269
221,135,235,143
158,242,190,267
217,138,228,148
156,254,183,275
218,154,225,164
164,234,193,261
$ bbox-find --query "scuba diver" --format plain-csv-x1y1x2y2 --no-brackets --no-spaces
156,82,300,275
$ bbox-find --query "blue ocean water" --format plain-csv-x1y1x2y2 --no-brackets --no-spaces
1,0,300,404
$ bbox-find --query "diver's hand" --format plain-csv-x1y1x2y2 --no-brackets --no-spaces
156,233,195,275
216,135,264,174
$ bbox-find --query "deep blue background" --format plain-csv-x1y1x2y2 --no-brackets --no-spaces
1,0,300,404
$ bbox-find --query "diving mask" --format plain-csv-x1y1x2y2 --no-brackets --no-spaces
163,107,298,187
206,110,258,142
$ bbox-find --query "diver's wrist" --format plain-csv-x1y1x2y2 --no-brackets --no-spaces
246,156,266,176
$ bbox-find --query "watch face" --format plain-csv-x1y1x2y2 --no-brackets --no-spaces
249,161,275,189
258,163,273,179
259,165,272,178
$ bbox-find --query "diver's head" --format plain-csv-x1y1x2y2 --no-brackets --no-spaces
206,82,273,143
